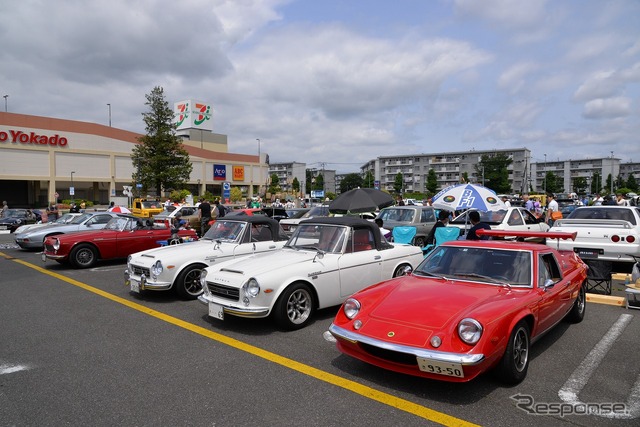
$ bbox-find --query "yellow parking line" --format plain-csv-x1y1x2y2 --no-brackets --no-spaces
6,255,479,427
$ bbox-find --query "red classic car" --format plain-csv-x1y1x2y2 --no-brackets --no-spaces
43,216,198,268
325,230,587,384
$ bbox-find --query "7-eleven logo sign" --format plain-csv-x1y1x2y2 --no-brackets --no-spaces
194,103,211,125
175,102,189,127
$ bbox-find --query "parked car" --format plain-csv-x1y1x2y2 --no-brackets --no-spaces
548,206,640,264
325,229,587,384
279,205,331,236
14,212,122,249
375,205,437,247
449,207,549,240
13,213,83,235
153,205,201,232
225,207,289,222
125,216,288,299
286,208,310,218
198,217,425,330
0,209,41,233
131,198,164,218
42,216,198,269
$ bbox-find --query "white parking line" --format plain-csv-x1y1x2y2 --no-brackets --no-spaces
0,363,30,375
559,313,639,419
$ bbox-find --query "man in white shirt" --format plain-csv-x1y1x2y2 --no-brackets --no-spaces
501,196,511,208
546,194,559,226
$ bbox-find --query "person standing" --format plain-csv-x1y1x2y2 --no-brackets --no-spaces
466,210,491,240
501,196,511,208
46,202,59,222
616,193,629,206
523,194,534,212
1,201,8,217
198,198,212,237
374,218,391,241
546,193,560,226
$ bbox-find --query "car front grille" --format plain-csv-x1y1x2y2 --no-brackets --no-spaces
131,265,150,277
43,242,55,252
207,282,240,301
360,343,418,366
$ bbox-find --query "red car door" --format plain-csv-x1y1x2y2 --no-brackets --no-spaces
535,252,573,334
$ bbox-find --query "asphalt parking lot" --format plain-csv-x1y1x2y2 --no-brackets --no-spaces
0,231,639,427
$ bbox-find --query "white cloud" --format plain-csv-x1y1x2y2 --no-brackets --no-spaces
582,97,632,119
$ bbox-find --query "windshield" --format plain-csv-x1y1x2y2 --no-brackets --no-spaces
56,214,78,224
203,220,247,242
416,246,532,287
104,217,135,231
70,213,92,224
5,209,24,218
567,207,638,224
141,201,161,209
286,223,347,253
450,210,507,225
378,208,415,222
301,206,330,218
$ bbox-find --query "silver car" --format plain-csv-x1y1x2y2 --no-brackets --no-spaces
14,212,121,249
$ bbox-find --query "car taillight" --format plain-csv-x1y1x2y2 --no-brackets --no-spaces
611,235,620,243
627,236,636,243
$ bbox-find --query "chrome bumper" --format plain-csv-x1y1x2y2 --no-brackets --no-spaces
124,270,172,291
328,323,485,365
197,295,270,318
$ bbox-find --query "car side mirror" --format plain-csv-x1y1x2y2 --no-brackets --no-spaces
543,278,554,290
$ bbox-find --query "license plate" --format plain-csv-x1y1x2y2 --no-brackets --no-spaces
0,226,7,230
129,279,140,293
575,248,600,259
208,302,224,320
417,358,464,378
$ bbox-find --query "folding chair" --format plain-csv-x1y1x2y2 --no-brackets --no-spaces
584,260,612,295
422,227,460,255
392,226,417,245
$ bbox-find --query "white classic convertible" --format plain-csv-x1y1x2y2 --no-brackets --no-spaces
125,216,289,299
198,217,425,330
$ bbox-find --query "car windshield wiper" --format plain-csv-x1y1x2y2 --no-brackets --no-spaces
454,273,510,286
413,270,448,280
293,244,321,252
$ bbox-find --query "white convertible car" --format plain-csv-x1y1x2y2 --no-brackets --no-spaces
198,217,425,330
125,216,289,299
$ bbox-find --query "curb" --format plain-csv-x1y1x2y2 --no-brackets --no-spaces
586,293,626,307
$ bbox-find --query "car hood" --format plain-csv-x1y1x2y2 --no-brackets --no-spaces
49,229,118,242
206,248,319,283
367,277,517,332
130,240,239,266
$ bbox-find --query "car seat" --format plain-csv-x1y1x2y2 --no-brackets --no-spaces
353,229,373,251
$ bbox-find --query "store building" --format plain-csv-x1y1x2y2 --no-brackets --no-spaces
0,101,266,208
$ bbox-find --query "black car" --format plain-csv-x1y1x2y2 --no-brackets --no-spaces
0,209,41,232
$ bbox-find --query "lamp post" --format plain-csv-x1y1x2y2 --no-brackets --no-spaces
3,95,8,112
610,151,614,196
70,171,75,204
543,154,547,193
107,103,111,127
256,138,261,196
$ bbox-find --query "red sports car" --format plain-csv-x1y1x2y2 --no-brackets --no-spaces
326,230,587,384
43,216,198,269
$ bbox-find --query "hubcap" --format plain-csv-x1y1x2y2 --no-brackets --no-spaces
184,270,202,295
287,289,311,324
513,328,529,372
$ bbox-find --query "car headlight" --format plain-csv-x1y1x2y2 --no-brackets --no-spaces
52,238,60,251
343,298,361,319
458,318,483,345
200,269,210,295
151,260,163,276
244,278,260,298
127,255,132,271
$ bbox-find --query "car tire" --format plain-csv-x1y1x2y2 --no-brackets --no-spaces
70,244,98,269
566,282,586,323
496,320,530,385
273,282,315,330
393,263,412,277
413,236,425,247
175,264,206,300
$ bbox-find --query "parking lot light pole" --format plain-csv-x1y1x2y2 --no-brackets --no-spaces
70,171,75,205
3,95,8,112
610,151,614,195
107,103,111,127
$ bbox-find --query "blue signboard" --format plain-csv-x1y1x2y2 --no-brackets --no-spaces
223,182,231,200
213,164,226,181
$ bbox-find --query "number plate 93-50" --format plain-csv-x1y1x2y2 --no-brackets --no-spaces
417,358,464,378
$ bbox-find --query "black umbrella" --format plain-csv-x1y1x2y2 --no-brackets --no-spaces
329,188,395,214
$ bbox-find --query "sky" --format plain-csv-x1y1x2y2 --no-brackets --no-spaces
1,0,639,173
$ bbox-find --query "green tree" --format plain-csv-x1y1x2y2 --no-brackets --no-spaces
544,172,563,194
339,173,363,193
292,177,300,193
363,171,375,188
626,174,638,192
313,173,324,191
591,172,602,193
476,153,512,193
268,173,281,194
230,187,243,202
605,173,613,195
131,87,192,196
426,169,438,194
461,172,469,184
573,177,587,194
394,172,404,194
